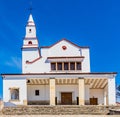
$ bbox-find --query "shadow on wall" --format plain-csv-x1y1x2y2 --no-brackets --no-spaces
4,102,16,107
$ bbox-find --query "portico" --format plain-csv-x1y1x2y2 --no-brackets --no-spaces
25,73,116,106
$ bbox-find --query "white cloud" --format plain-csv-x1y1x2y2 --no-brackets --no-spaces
5,56,22,70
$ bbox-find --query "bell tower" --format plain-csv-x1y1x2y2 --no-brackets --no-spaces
22,14,40,73
23,14,38,48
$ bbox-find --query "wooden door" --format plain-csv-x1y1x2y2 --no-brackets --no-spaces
61,92,72,105
90,98,98,105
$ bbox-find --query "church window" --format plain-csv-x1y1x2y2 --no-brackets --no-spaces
35,90,39,96
57,62,62,70
28,41,32,45
76,62,82,70
70,62,75,70
51,63,56,70
10,88,19,100
29,29,32,33
51,62,82,71
62,46,67,50
64,62,69,70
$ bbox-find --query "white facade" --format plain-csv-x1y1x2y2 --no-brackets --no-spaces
22,40,90,73
3,76,27,105
2,14,117,106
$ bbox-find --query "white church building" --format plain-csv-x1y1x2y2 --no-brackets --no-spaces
2,14,117,106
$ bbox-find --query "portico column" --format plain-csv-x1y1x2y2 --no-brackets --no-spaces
49,77,55,105
78,77,85,105
108,76,116,105
23,79,27,105
104,91,107,105
85,84,90,105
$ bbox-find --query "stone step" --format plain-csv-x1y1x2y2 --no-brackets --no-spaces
2,105,120,115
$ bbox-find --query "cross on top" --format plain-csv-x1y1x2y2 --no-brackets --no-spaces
29,7,33,13
28,1,33,13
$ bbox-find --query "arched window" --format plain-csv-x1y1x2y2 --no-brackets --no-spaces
28,41,32,45
10,88,19,100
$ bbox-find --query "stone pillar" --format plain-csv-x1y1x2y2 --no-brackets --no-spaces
50,78,55,105
78,78,85,105
0,100,4,110
108,76,116,105
23,79,27,105
23,100,27,105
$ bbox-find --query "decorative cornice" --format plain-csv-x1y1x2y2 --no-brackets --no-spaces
47,56,84,59
24,37,38,40
1,72,117,76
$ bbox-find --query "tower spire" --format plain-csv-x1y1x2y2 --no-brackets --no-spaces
27,14,35,26
27,1,34,26
25,13,36,38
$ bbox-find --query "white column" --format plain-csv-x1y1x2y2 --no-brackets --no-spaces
78,78,85,105
108,76,116,105
85,84,90,105
50,78,55,105
104,91,107,105
23,78,27,105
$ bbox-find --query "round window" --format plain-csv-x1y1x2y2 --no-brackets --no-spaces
62,46,67,50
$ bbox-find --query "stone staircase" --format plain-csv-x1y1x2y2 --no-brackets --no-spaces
1,105,120,115
0,105,112,115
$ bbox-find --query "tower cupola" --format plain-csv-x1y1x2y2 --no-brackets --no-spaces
25,14,36,38
23,14,39,48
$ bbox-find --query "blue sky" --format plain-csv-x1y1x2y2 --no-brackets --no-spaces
0,0,120,99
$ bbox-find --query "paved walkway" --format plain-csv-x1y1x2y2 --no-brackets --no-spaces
0,115,120,117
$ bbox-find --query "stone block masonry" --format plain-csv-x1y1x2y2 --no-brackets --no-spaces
1,105,120,115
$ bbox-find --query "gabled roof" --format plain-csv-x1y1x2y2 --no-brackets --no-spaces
40,38,89,49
